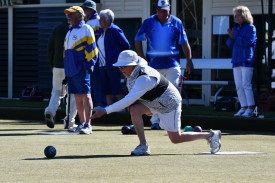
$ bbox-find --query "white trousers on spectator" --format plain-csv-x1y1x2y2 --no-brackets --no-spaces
150,66,181,124
44,67,77,125
157,66,181,87
233,66,255,107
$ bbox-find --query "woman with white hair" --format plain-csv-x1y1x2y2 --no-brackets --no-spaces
97,9,130,106
226,6,257,118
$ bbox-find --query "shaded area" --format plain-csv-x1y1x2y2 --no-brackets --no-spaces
23,153,193,161
1,101,275,132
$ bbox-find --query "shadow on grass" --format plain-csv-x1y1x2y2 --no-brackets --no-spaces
0,129,40,132
23,153,192,160
0,133,39,137
0,121,43,126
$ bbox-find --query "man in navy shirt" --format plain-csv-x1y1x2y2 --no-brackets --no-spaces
135,0,193,128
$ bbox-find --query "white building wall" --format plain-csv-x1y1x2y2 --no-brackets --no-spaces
101,0,146,18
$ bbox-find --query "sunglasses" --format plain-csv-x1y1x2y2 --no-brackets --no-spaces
118,66,127,70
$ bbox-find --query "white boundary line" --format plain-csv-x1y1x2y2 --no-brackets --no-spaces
200,151,266,155
38,132,78,135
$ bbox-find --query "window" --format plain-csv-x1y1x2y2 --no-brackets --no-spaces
177,0,203,99
177,0,202,59
114,18,142,52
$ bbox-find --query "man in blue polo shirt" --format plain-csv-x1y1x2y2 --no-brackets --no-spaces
135,0,193,129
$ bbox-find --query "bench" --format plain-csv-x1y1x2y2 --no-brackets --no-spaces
179,79,235,106
180,58,234,106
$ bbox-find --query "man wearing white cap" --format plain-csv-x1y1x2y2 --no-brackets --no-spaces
135,0,193,129
64,6,98,134
91,50,221,156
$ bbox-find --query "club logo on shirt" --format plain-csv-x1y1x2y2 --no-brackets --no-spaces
152,28,155,32
72,35,78,40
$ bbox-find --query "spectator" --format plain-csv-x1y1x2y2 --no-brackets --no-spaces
97,9,130,106
226,5,257,118
82,0,106,109
64,6,98,134
135,0,193,128
91,50,221,156
44,20,77,129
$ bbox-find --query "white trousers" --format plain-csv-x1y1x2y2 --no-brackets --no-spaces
233,67,255,107
157,66,181,87
44,67,77,123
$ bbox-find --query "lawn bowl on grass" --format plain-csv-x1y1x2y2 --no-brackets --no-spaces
129,125,136,134
193,125,202,132
121,126,131,134
44,146,56,159
183,125,193,132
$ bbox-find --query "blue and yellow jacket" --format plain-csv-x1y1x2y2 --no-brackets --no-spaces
64,20,98,77
86,12,100,40
226,22,257,68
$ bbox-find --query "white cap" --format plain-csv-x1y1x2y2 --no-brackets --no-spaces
157,0,170,11
113,50,139,67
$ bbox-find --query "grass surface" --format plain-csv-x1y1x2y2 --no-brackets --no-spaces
0,119,275,183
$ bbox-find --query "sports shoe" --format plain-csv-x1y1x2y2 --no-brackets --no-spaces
151,123,161,130
79,123,92,134
241,108,254,118
131,143,151,156
207,129,221,154
45,112,55,128
68,123,84,133
233,108,246,117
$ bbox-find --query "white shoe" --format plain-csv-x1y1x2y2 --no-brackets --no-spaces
207,129,221,154
79,123,92,134
241,108,254,118
233,108,246,117
131,143,151,156
68,123,84,133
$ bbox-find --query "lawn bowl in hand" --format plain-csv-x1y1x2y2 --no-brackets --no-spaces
44,146,56,159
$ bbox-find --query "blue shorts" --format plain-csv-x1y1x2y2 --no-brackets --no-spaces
99,66,123,95
68,68,91,94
